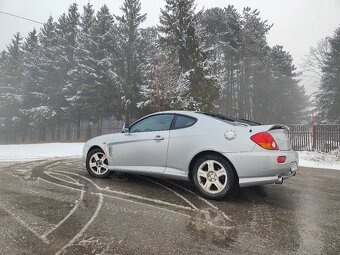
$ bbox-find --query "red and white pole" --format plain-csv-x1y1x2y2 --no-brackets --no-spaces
311,111,315,150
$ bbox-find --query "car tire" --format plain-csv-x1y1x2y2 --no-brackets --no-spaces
86,148,112,178
193,154,235,200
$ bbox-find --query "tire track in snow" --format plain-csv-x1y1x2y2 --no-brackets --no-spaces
138,176,234,230
2,159,237,254
0,160,102,255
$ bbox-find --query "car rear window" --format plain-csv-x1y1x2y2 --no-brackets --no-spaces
173,115,197,129
196,112,261,126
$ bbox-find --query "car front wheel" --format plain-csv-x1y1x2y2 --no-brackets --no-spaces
193,154,235,200
86,148,111,178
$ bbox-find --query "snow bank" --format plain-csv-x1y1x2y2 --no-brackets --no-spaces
0,143,84,162
298,150,340,171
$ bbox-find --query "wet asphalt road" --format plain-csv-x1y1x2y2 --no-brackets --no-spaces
0,159,339,255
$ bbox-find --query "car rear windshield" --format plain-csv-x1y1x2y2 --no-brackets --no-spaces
196,112,261,126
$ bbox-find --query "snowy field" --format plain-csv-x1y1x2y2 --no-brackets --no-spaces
0,143,84,162
0,143,339,170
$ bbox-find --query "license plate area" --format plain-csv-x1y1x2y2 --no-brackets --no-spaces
291,162,298,172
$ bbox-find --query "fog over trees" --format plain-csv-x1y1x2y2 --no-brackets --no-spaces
1,0,326,142
305,28,340,124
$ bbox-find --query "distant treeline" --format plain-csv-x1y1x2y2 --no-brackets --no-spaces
0,0,311,143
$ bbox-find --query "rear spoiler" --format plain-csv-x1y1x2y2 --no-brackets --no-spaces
268,124,289,131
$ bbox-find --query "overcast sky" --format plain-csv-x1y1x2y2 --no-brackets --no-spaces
1,0,340,95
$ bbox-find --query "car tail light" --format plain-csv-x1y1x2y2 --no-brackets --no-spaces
250,132,279,150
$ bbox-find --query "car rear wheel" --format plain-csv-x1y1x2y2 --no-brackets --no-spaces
193,154,235,200
86,148,111,178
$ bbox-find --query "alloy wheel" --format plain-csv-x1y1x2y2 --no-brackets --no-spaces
197,160,227,194
88,152,109,175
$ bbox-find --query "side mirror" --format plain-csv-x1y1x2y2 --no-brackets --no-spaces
122,123,130,133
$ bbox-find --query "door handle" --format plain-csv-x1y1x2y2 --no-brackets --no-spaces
154,135,165,141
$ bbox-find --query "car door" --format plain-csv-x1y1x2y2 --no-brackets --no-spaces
165,114,199,176
110,114,174,174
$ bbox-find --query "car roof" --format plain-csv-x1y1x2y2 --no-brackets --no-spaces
145,111,259,126
147,110,198,118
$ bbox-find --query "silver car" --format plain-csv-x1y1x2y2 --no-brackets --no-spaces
82,111,298,200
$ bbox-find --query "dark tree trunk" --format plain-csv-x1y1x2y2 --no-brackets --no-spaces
77,118,81,141
66,122,71,141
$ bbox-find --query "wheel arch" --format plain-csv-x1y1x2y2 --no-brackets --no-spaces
87,145,103,158
188,150,239,185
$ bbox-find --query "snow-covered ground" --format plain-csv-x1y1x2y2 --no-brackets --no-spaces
0,143,339,170
0,143,84,162
298,150,340,171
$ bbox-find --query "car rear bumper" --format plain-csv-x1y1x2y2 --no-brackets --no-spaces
223,150,298,187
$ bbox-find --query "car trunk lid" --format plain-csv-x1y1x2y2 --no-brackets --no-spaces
251,124,291,151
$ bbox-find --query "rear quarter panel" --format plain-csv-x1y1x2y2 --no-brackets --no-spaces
166,116,256,175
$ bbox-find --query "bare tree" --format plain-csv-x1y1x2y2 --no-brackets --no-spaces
303,38,330,79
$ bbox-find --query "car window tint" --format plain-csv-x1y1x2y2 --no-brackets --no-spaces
174,115,196,129
130,114,174,133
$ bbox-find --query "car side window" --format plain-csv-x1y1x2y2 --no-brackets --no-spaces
130,114,174,133
173,115,197,129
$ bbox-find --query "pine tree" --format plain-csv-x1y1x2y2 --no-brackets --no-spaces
198,6,308,122
37,16,60,137
65,3,96,137
316,27,340,123
52,3,80,125
0,33,24,132
67,4,122,134
0,51,8,133
116,0,146,121
198,6,242,116
156,53,193,109
267,45,309,123
159,0,218,111
20,29,49,134
88,5,122,122
238,7,272,119
137,27,159,112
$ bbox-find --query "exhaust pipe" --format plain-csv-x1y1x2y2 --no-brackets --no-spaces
275,176,283,184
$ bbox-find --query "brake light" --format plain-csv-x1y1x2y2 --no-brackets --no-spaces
250,132,279,150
